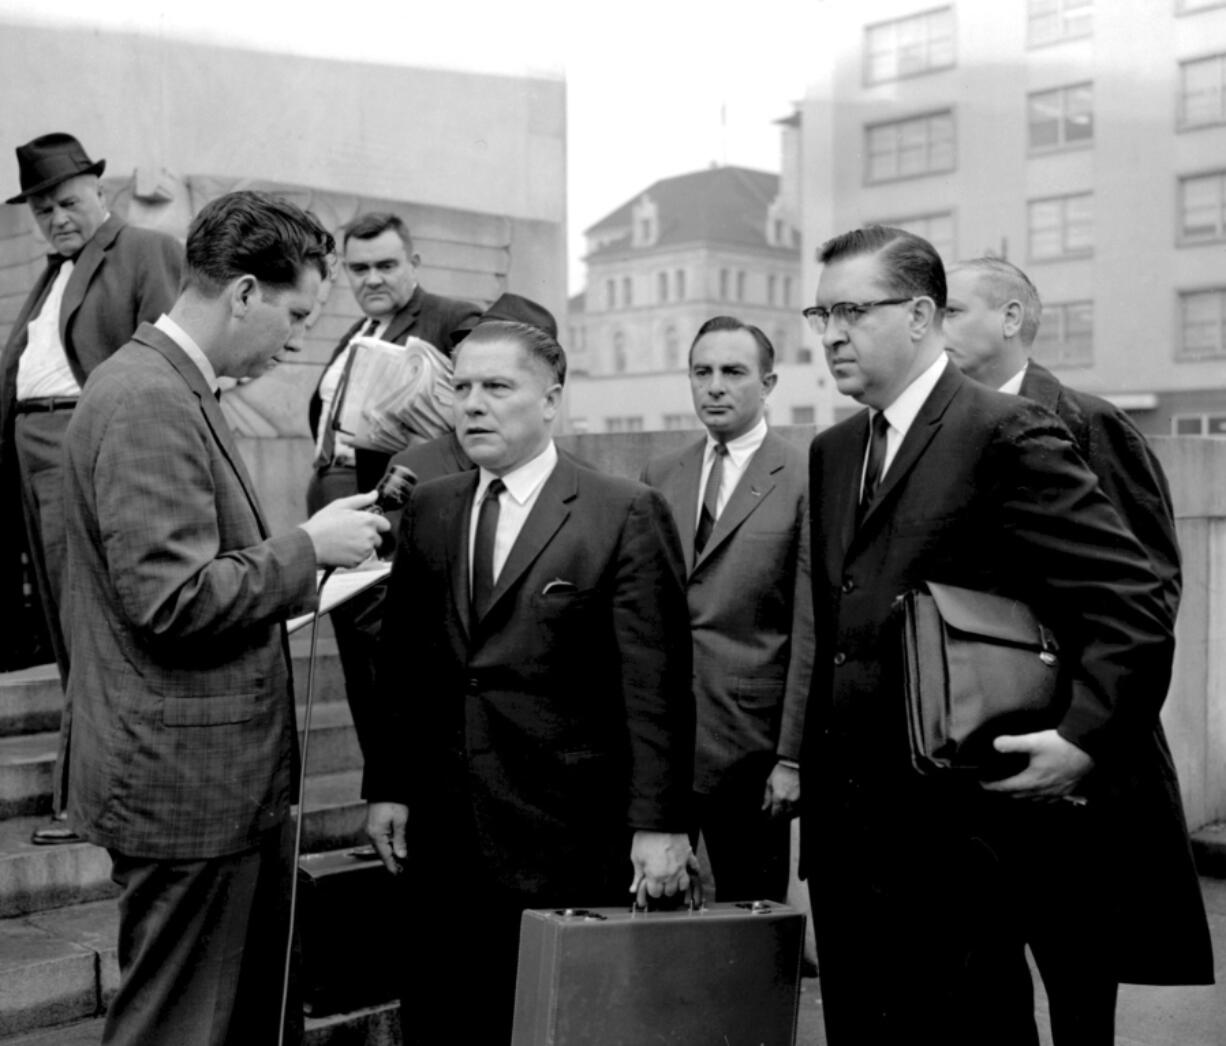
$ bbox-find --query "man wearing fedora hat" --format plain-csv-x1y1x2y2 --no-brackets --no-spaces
0,132,183,845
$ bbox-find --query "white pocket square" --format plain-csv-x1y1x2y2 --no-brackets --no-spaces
542,578,577,595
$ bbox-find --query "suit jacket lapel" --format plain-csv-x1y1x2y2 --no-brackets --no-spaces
134,324,270,538
384,286,424,345
857,363,963,534
449,474,479,639
660,439,704,573
694,432,784,569
480,456,577,622
59,214,122,347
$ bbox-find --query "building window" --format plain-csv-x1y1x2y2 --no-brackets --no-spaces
1180,54,1226,130
1027,0,1092,48
663,413,698,431
621,277,632,307
866,110,955,184
719,269,729,300
1031,301,1093,367
736,272,746,301
1180,289,1226,360
605,416,644,433
796,347,814,364
767,274,777,305
1172,413,1226,435
1028,83,1093,151
605,280,615,310
874,211,955,262
612,330,627,373
657,272,669,303
675,269,686,300
1028,193,1093,260
864,6,955,85
663,325,681,370
790,405,817,426
773,326,787,359
783,276,793,307
1180,171,1226,243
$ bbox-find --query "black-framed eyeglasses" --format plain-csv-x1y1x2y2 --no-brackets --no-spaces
802,297,917,334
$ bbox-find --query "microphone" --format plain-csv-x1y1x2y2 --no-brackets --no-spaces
320,464,418,586
369,463,417,516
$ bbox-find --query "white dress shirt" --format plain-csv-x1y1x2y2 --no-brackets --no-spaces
16,260,82,400
154,315,218,394
469,440,559,586
697,416,768,527
865,352,949,492
999,364,1027,396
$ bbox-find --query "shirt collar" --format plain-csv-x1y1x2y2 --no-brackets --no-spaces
476,440,558,505
154,314,219,393
998,364,1028,396
706,416,768,468
881,352,947,438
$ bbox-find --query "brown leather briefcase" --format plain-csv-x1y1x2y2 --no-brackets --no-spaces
897,581,1065,779
511,900,805,1045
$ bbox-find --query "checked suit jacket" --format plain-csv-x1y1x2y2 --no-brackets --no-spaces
642,430,814,794
363,454,695,898
63,324,318,860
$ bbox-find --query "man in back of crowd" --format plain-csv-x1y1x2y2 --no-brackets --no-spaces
0,131,183,845
306,212,479,761
642,316,812,903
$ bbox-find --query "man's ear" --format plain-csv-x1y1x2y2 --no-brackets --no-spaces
542,383,563,422
1001,299,1024,340
909,296,938,339
762,371,779,397
229,274,259,317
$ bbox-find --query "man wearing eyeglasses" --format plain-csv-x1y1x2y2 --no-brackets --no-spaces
797,226,1210,1045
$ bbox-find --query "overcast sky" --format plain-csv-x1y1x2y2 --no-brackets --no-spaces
0,0,821,291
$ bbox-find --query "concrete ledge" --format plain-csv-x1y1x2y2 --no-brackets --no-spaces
1192,823,1226,879
0,668,60,739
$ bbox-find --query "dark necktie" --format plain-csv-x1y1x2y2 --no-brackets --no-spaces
315,318,379,468
858,411,890,526
471,478,506,619
694,442,728,555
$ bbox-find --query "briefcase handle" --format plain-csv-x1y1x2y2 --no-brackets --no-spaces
631,872,705,913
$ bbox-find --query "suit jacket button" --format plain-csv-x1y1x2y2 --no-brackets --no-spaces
841,578,855,593
833,652,847,666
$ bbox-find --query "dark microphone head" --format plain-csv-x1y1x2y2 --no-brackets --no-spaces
374,464,417,513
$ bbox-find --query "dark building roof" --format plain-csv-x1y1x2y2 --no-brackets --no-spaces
584,165,788,257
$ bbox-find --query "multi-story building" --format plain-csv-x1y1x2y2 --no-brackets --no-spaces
567,141,836,433
801,0,1226,433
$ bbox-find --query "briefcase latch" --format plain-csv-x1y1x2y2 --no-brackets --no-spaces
735,900,775,915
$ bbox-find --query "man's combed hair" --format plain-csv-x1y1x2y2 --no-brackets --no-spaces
950,257,1043,347
818,225,947,310
184,191,334,297
464,319,568,386
689,315,776,375
343,211,413,252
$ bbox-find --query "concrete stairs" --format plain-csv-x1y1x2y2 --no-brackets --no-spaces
0,634,403,1045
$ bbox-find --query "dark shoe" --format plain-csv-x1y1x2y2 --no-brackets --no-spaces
31,821,82,845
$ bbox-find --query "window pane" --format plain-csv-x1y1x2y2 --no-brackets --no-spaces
1181,291,1224,358
1182,176,1223,240
1174,416,1205,435
1065,84,1094,142
1182,57,1225,126
1029,91,1061,148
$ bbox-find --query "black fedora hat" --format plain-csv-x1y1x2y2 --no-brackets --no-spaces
449,292,559,347
6,133,106,205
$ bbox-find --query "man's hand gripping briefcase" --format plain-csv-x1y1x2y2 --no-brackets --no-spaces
511,900,805,1045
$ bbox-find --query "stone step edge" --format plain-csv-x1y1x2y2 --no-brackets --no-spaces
1190,823,1226,878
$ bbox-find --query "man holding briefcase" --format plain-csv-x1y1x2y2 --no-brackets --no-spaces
799,226,1211,1045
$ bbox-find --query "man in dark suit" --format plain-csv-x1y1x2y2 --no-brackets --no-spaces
642,316,812,902
364,319,697,1044
305,212,479,763
0,132,183,843
944,256,1181,622
63,191,388,1046
800,226,1211,1045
